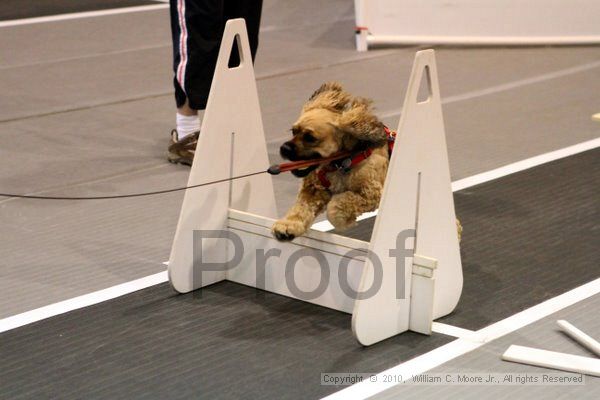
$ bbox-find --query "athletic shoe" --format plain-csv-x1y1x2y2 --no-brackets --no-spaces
167,129,199,166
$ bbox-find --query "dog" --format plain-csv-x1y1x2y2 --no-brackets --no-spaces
271,82,464,242
271,82,391,241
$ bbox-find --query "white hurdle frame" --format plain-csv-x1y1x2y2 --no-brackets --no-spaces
354,0,600,50
168,19,463,346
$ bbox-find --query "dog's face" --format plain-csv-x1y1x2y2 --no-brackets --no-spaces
280,109,342,177
280,82,386,178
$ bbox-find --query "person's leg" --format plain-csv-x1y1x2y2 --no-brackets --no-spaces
174,99,200,148
167,0,263,165
168,0,225,164
170,0,262,115
224,0,263,65
171,0,226,114
177,100,197,116
175,0,227,112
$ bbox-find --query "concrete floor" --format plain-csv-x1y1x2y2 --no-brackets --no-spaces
0,0,599,317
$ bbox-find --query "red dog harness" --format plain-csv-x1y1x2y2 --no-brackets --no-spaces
317,126,396,189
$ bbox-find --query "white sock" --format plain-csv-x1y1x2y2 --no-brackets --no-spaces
176,113,200,140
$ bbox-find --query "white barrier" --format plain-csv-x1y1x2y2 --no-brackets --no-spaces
168,19,462,346
355,0,600,50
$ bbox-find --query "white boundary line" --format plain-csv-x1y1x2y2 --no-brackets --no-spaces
266,60,600,146
450,137,600,192
0,271,167,334
0,4,168,28
0,138,598,334
323,277,600,400
379,59,600,120
431,322,481,342
311,136,600,232
0,3,348,31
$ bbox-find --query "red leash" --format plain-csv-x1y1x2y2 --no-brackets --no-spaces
267,151,353,175
267,126,396,180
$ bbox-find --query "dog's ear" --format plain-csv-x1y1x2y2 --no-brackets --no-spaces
303,82,350,113
309,82,343,100
338,97,386,146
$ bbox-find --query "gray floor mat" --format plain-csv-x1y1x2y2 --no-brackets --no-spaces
371,294,600,400
0,0,161,21
1,0,599,324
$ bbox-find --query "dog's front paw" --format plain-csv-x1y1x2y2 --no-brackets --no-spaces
271,219,305,242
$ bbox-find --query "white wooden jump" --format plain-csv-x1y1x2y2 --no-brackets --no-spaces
168,19,463,346
354,0,600,51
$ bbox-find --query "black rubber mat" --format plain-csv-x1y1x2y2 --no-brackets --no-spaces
0,0,160,21
339,147,600,330
0,283,452,400
1,150,598,400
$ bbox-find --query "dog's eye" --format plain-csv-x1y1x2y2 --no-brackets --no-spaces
303,133,317,143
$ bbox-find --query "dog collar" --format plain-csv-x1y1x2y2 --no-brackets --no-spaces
317,126,396,189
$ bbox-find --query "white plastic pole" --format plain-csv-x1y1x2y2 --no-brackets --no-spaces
502,345,600,377
557,320,600,357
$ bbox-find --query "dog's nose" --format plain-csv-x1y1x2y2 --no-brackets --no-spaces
280,142,296,159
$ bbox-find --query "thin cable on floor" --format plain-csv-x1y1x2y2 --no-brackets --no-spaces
0,170,267,200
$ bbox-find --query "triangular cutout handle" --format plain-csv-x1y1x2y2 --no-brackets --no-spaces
407,55,440,106
416,65,432,103
216,19,252,71
227,34,244,68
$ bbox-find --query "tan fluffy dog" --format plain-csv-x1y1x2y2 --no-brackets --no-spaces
271,82,389,241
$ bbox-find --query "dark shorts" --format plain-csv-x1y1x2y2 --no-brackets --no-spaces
169,0,262,109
